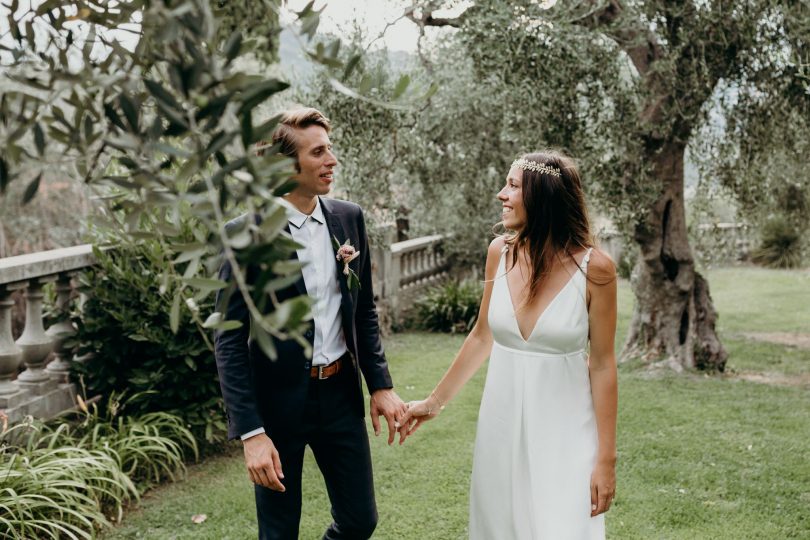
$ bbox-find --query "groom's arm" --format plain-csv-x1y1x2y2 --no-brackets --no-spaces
215,255,286,491
353,207,394,393
353,207,408,444
214,229,264,441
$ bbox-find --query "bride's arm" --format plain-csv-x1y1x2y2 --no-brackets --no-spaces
585,248,618,516
397,237,504,439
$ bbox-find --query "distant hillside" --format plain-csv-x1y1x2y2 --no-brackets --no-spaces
278,27,314,83
278,26,418,86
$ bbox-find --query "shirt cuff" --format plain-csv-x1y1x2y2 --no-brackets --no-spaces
240,427,266,441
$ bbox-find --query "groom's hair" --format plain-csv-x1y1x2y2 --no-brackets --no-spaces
261,107,331,172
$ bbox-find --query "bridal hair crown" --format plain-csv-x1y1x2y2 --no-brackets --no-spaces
511,158,561,177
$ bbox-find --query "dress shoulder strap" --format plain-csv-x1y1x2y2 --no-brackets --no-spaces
579,247,594,273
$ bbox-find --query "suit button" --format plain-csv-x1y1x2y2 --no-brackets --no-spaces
304,362,311,369
305,329,313,339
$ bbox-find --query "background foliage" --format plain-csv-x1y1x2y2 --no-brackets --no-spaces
300,35,512,266
71,215,225,446
409,278,484,333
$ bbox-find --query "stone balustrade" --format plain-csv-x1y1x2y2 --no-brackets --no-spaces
1,234,448,421
0,245,95,423
372,234,448,325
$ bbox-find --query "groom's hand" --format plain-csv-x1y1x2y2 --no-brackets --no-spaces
369,389,407,445
242,433,285,492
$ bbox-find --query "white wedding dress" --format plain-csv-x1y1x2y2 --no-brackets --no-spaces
469,247,604,539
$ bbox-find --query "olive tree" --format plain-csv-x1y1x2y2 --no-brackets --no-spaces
413,0,809,370
0,0,425,357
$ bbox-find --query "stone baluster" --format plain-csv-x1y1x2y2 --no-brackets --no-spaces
0,284,25,397
45,273,75,382
389,250,403,323
16,278,56,391
402,252,411,282
420,248,428,283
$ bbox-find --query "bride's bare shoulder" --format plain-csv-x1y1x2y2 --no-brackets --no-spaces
484,236,508,279
587,248,617,283
488,236,508,256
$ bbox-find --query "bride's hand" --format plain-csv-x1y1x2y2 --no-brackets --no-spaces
394,395,443,445
590,460,616,516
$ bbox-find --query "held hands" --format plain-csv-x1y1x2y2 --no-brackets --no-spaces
369,388,409,445
395,392,444,444
243,433,285,492
590,459,616,516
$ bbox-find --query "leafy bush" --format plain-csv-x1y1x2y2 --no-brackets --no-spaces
0,399,196,539
410,280,484,333
71,237,226,448
751,217,804,269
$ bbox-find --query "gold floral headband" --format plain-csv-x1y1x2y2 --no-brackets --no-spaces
511,158,561,177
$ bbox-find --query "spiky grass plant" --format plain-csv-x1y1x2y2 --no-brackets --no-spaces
0,395,199,539
751,216,804,268
0,420,137,539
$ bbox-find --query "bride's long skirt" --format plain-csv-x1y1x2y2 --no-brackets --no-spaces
468,342,605,540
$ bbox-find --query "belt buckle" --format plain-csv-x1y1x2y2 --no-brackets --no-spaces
317,365,327,380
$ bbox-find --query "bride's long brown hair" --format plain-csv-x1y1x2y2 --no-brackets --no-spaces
501,150,596,307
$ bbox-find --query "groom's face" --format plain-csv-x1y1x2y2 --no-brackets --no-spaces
292,125,338,198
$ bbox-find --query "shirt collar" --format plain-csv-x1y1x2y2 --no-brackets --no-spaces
280,197,325,229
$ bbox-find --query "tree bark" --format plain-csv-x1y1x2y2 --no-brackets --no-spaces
622,141,727,371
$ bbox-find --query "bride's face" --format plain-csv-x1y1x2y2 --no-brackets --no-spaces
498,166,526,230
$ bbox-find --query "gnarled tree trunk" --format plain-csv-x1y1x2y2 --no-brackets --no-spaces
621,141,727,371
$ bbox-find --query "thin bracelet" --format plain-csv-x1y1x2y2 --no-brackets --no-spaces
427,390,446,415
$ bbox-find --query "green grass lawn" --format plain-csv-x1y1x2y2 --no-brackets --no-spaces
102,267,810,539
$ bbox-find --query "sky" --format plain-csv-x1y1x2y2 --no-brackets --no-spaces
0,1,464,61
281,0,468,52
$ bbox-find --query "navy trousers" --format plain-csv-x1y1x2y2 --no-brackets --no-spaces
254,367,377,540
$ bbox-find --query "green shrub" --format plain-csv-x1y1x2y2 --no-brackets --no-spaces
410,279,484,333
71,238,226,448
751,216,804,268
0,401,196,539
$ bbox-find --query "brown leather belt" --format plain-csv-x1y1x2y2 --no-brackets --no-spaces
310,357,343,380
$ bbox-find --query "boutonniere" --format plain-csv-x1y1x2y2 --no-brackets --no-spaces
332,236,361,290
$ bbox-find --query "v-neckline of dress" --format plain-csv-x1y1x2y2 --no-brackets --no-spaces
502,250,581,343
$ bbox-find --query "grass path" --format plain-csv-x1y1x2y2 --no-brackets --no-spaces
103,268,810,539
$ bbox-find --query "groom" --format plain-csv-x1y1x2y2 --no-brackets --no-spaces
214,107,406,539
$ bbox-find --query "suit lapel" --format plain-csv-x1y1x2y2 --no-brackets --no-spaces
320,198,356,350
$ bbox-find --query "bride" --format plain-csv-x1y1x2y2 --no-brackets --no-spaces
398,151,618,539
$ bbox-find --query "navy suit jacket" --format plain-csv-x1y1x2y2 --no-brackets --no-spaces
214,197,394,440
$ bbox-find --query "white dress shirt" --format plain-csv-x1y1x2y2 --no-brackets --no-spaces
241,197,348,441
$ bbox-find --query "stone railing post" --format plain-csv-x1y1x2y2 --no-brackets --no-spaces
45,273,75,382
371,225,396,300
0,284,25,397
16,278,56,390
389,250,403,323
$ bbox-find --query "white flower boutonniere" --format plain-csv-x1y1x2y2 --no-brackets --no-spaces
332,236,361,290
